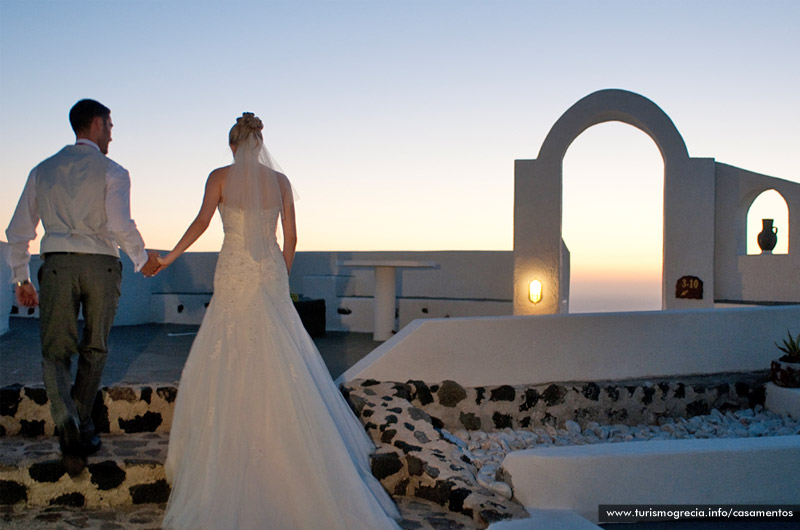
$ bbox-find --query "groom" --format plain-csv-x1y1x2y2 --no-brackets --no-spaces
6,99,160,477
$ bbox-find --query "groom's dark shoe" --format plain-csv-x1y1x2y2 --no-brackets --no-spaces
81,433,102,456
62,451,87,478
79,420,102,455
58,418,87,478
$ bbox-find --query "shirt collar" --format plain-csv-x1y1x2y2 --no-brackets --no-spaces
76,138,101,151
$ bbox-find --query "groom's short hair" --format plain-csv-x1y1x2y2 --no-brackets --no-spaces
69,99,111,134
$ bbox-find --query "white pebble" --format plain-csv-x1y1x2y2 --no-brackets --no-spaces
565,420,582,435
488,480,513,499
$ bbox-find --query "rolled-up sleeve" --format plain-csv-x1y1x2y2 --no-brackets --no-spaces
6,168,40,283
106,161,149,271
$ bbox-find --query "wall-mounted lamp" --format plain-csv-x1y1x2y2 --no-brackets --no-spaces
529,280,542,304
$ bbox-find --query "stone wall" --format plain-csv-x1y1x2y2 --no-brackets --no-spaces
342,380,528,527
0,384,177,438
396,374,767,432
341,373,767,527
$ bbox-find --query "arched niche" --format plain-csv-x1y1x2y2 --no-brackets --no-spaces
514,89,716,315
746,189,789,255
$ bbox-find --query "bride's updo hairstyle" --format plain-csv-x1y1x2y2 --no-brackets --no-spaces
229,112,264,147
225,111,289,261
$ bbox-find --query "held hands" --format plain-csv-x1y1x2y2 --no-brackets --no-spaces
141,251,164,277
15,282,39,308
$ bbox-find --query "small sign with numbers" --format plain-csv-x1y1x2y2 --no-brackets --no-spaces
676,276,703,299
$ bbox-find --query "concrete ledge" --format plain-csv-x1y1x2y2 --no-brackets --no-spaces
0,242,11,336
765,382,800,419
340,306,800,387
502,435,800,523
488,509,600,529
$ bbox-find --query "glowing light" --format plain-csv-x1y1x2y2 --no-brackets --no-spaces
529,280,543,304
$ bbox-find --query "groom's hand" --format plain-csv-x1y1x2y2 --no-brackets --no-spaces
142,251,162,277
15,282,39,307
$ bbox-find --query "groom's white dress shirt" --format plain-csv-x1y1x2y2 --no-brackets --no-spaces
6,139,149,284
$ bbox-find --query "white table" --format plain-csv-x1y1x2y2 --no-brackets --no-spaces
338,260,438,341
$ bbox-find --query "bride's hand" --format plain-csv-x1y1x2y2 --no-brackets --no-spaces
142,251,162,277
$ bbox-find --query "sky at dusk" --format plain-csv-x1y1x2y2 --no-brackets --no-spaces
1,1,798,312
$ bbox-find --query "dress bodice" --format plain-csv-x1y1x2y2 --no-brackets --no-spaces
213,204,288,297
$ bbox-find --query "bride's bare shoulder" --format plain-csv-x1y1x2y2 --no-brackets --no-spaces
211,164,232,175
274,170,290,187
204,166,231,200
208,165,232,182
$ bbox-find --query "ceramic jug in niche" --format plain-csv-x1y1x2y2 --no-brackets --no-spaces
757,218,778,253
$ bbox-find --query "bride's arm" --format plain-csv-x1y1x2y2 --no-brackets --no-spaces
278,173,297,273
159,170,224,268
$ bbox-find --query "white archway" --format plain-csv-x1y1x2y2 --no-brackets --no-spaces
562,121,664,312
514,89,716,315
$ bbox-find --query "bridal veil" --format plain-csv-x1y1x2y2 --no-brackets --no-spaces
224,113,292,262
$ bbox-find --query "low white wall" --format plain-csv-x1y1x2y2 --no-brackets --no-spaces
734,254,799,302
147,250,513,333
292,251,513,332
150,293,213,325
0,242,11,335
9,254,154,326
339,305,800,387
8,250,513,332
398,298,512,329
503,435,800,524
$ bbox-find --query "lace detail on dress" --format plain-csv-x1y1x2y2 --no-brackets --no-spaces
214,204,288,299
163,205,401,530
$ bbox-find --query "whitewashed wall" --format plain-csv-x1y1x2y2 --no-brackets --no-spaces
292,251,512,332
339,305,800,387
9,253,161,326
0,242,11,335
714,163,800,303
8,251,514,331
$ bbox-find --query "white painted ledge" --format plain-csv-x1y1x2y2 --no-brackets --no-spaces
487,509,600,529
0,242,10,336
765,382,800,419
502,436,800,524
339,306,800,387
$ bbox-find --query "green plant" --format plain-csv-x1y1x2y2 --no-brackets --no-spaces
775,329,800,362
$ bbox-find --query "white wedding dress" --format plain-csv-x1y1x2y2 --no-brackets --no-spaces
163,205,401,530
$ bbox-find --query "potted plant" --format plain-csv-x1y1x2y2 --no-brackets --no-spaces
770,330,800,388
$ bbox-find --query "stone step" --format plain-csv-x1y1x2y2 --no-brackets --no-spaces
1,384,177,438
1,497,483,530
0,433,486,529
488,509,601,529
0,433,170,509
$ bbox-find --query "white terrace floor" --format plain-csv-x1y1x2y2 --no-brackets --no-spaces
2,318,799,530
0,318,379,387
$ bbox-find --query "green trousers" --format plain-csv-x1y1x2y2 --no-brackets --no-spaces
38,253,122,438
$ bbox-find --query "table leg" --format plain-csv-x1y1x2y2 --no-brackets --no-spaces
372,266,397,341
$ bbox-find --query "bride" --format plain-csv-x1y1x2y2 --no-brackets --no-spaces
158,113,401,529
